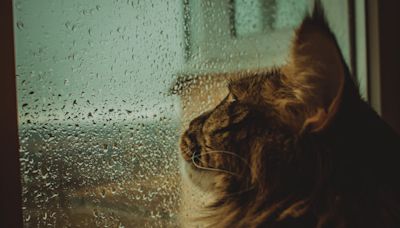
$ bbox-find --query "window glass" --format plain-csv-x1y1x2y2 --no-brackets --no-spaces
183,0,310,75
14,0,350,226
15,0,183,227
235,0,307,37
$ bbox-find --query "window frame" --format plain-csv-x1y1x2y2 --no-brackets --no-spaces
0,0,23,227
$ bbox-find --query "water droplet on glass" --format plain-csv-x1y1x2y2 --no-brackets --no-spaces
16,21,24,30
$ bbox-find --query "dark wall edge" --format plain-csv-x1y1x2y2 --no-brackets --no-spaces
0,0,23,227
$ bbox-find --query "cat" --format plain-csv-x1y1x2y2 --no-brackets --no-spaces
179,2,400,228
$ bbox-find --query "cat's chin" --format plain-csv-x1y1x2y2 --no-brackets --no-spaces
178,156,219,227
179,156,218,192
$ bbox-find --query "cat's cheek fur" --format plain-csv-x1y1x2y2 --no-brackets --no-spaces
179,156,218,192
178,156,218,227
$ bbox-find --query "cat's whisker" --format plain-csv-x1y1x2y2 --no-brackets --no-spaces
190,150,261,194
191,155,237,176
191,152,237,176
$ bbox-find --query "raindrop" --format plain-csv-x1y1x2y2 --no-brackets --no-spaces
64,21,71,30
16,21,24,30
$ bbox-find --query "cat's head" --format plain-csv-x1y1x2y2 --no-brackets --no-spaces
179,4,349,224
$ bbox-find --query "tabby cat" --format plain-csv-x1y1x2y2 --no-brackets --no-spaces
179,2,400,228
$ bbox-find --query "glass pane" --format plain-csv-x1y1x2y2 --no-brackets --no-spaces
15,0,350,227
234,0,308,37
14,0,183,227
235,0,270,36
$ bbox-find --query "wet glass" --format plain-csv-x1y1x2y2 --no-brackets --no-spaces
14,0,348,227
15,0,183,227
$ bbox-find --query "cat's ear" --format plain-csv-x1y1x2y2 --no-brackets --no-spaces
282,4,345,133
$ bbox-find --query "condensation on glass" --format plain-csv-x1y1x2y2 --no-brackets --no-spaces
14,0,348,227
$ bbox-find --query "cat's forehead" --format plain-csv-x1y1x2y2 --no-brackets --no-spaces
228,69,282,94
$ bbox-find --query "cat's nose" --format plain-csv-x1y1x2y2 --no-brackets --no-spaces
180,111,211,162
180,128,203,163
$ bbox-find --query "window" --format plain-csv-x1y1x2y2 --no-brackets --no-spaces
183,0,308,74
11,0,362,227
15,0,183,226
176,0,354,124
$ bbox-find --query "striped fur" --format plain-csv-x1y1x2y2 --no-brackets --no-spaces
179,2,400,227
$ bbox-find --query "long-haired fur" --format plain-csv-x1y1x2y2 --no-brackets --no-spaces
179,1,400,227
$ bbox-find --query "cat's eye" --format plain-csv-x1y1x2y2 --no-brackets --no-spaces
227,93,239,103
